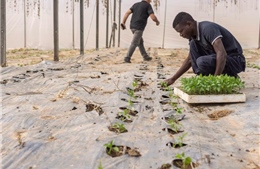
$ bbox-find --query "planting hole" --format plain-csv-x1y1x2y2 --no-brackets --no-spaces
119,107,139,116
172,159,197,169
166,142,187,148
158,163,171,169
162,128,183,135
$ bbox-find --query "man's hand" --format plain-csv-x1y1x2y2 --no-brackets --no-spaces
164,77,175,86
150,13,160,26
121,23,126,30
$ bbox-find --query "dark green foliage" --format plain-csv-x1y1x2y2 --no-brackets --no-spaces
180,74,245,95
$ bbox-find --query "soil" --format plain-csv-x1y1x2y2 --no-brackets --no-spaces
166,142,188,148
172,159,197,169
105,145,141,158
106,145,131,157
158,163,172,169
5,48,260,67
108,125,128,133
207,109,233,120
85,103,104,115
115,115,133,123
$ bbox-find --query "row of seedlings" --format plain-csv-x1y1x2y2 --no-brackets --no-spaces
103,78,143,163
158,81,197,169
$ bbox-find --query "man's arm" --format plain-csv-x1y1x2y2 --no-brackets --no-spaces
149,13,160,25
165,54,192,86
121,9,132,30
212,38,227,75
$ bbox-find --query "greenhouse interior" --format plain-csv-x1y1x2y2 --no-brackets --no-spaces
0,0,260,169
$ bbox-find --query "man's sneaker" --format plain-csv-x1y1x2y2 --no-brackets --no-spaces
143,56,152,61
124,57,131,63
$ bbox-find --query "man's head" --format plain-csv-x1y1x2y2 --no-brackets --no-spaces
172,12,196,39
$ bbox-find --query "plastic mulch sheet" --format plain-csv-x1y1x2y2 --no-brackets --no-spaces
1,50,259,169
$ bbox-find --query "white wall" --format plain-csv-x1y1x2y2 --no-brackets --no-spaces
6,0,260,50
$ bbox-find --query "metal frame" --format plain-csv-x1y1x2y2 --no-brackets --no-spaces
53,0,59,61
0,0,6,67
80,0,84,55
96,0,99,50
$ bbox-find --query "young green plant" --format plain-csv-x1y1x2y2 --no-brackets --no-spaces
104,140,119,155
168,118,182,133
174,133,187,148
175,152,192,169
127,80,138,111
132,79,139,89
175,107,183,114
127,88,136,99
119,109,131,121
247,62,260,70
127,88,135,110
162,82,183,114
98,161,103,169
112,122,127,133
159,81,168,88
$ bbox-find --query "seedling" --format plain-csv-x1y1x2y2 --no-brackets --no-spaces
247,62,260,70
127,80,140,111
167,87,175,98
169,101,177,108
175,107,183,114
132,79,139,89
174,133,187,148
169,90,174,99
169,101,182,114
160,82,183,114
128,99,133,107
168,119,182,133
160,81,168,88
181,74,245,95
127,88,136,99
98,161,103,169
104,140,119,155
175,152,192,169
161,83,172,93
112,122,127,133
119,109,131,121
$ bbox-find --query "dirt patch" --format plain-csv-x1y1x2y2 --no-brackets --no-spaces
105,145,141,158
85,103,104,116
5,48,259,67
207,109,233,120
158,163,172,169
172,159,197,169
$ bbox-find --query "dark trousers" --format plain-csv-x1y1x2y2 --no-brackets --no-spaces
189,40,246,76
125,29,149,59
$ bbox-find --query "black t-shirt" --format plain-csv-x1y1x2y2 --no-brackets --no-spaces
194,21,244,59
130,1,154,31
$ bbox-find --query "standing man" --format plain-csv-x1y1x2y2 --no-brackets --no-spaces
121,0,160,63
165,12,246,86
